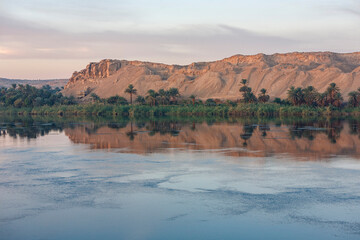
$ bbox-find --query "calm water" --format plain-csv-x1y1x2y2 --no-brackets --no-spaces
0,116,360,240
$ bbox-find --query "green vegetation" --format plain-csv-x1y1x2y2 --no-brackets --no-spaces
239,79,257,103
1,103,360,118
0,84,76,108
1,81,360,118
125,84,137,105
286,83,343,107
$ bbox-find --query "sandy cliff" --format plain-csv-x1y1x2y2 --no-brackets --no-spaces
63,52,360,100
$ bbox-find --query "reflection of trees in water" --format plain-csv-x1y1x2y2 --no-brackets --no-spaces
0,117,184,140
85,121,128,135
289,121,316,141
0,121,63,139
324,119,343,144
83,120,183,138
349,119,359,135
2,116,360,146
191,122,196,131
288,119,343,143
240,124,256,147
274,120,282,128
259,124,270,137
85,125,102,135
348,119,360,139
135,122,146,129
206,120,215,126
146,121,181,136
126,122,137,141
107,122,128,129
239,123,269,147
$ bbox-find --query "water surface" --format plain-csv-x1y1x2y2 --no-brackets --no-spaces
0,116,360,239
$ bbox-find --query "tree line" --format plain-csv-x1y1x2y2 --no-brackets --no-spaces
2,81,360,109
90,85,181,106
238,79,352,107
0,84,76,108
91,81,360,108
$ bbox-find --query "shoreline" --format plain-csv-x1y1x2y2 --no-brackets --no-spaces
1,103,360,118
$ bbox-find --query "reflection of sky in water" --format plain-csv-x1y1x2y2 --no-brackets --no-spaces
0,125,360,239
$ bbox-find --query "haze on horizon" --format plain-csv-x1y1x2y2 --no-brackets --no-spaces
0,0,359,79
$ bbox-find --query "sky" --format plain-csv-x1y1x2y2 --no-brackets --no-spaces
0,0,359,79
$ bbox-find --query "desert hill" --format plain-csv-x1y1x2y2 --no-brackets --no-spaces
63,52,360,100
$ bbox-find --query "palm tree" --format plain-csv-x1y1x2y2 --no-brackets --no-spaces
125,84,137,105
287,87,296,105
145,95,156,106
303,86,319,106
318,92,327,107
287,86,304,106
158,89,166,95
135,95,145,105
243,89,257,103
189,95,196,105
239,79,250,93
348,91,360,107
239,79,257,103
147,89,158,98
333,92,343,108
168,88,180,104
18,84,25,93
258,88,270,103
325,83,341,106
146,89,158,106
158,89,169,105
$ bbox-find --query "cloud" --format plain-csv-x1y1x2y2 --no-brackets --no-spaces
0,46,14,56
0,15,297,62
346,0,360,16
0,0,140,33
1,0,360,78
0,13,301,78
341,8,360,17
321,0,360,18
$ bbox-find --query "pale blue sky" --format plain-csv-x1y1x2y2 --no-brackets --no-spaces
0,0,359,78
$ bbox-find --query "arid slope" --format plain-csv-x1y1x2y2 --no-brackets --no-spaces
63,52,360,100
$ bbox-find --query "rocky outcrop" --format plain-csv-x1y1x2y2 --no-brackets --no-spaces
63,52,360,100
65,59,121,87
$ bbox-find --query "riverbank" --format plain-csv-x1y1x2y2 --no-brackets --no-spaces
1,103,360,118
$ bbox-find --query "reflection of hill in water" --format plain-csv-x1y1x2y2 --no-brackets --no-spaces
64,120,360,160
